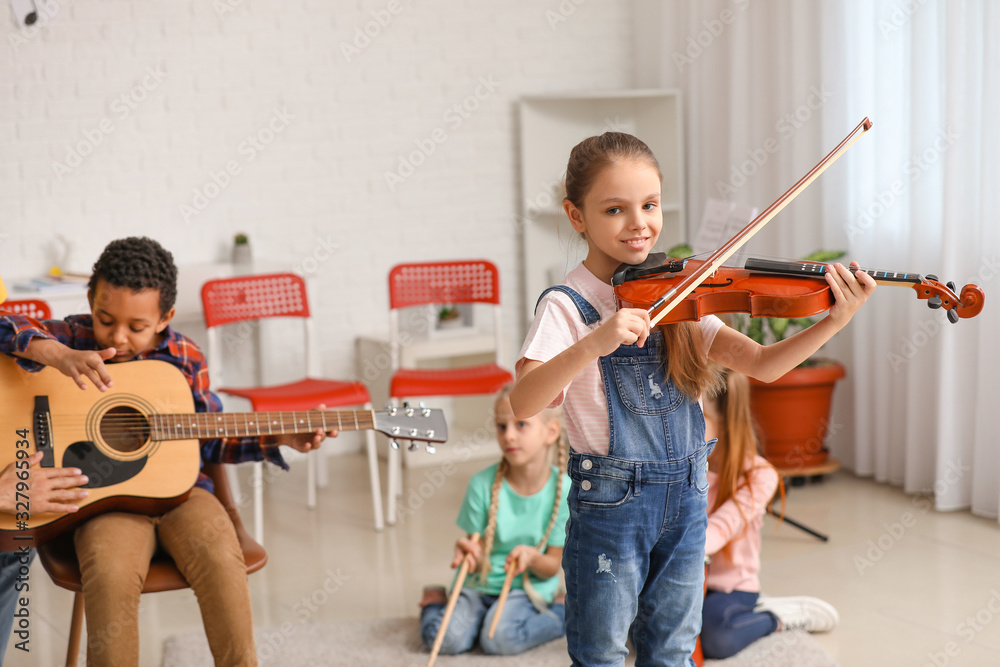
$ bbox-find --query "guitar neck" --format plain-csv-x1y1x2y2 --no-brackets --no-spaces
149,409,375,441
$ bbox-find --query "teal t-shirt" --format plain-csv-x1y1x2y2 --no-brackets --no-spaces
456,462,570,604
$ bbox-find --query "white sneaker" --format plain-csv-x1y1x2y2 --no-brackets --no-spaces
755,595,839,633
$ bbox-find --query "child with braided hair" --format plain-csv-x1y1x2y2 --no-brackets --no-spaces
419,386,570,656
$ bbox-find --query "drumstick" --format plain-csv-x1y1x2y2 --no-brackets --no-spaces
487,562,516,639
428,532,480,667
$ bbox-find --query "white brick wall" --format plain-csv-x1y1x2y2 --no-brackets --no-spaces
2,0,635,448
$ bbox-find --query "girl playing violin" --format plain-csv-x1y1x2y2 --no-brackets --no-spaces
701,370,837,659
510,131,874,666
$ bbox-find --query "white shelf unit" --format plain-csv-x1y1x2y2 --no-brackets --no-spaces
517,89,686,325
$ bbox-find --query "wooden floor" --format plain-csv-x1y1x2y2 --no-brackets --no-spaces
9,451,1000,666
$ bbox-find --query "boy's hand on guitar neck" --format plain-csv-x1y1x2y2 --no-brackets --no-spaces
0,451,89,514
22,338,116,391
262,403,339,453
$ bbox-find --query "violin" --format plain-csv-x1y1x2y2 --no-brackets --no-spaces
612,254,985,324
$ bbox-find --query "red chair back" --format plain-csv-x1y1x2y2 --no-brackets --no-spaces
388,260,501,310
1,298,52,319
201,273,310,328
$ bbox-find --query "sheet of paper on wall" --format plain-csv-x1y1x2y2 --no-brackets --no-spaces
692,199,759,266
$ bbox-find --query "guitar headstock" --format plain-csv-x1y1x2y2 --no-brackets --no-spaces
373,404,448,453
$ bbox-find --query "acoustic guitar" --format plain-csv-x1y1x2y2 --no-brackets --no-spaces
0,356,447,551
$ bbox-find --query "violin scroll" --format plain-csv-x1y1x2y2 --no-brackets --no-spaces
918,275,985,323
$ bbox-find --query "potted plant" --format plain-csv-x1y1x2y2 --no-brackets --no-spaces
232,233,252,266
725,250,847,470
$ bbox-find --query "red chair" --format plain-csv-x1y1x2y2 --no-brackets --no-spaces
0,298,52,319
201,273,384,540
385,260,513,524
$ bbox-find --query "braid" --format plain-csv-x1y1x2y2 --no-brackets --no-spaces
522,424,568,614
477,457,507,585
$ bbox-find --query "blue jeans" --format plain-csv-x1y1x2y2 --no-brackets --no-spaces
540,285,712,667
420,589,565,656
700,589,778,659
0,548,34,659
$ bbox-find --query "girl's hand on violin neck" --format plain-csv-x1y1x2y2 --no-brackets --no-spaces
825,261,877,327
589,308,651,356
451,535,483,570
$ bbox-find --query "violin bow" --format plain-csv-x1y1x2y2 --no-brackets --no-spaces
647,117,873,326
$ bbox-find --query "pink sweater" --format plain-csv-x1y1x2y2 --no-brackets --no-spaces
704,455,779,593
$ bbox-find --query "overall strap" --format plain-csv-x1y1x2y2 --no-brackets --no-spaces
535,285,602,326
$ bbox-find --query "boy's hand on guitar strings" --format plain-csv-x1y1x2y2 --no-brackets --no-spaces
53,345,117,391
0,451,89,514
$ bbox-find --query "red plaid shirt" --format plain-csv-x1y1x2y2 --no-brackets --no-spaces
0,313,287,492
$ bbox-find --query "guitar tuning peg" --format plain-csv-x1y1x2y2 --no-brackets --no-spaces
407,440,418,451
947,309,960,324
389,439,400,450
402,401,410,408
418,401,427,408
928,296,942,309
947,281,957,292
425,444,436,454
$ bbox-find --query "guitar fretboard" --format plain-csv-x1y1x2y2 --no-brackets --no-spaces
149,409,375,441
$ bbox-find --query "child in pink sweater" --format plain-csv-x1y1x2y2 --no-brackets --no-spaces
701,371,838,659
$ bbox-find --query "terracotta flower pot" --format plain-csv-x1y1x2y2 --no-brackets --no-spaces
748,360,845,470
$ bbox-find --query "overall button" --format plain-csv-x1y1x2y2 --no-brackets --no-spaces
581,459,593,470
580,480,592,491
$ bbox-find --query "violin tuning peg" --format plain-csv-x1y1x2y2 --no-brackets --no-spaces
928,296,942,309
947,309,960,324
947,281,957,292
926,274,939,281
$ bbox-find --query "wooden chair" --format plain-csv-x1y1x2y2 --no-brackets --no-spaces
36,463,267,667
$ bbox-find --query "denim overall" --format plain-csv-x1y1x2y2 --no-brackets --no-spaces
538,286,713,667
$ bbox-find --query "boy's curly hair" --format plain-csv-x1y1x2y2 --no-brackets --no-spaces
88,237,178,315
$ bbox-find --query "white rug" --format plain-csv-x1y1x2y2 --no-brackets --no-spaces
162,617,839,666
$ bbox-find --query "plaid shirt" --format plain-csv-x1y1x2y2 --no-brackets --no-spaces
0,313,287,492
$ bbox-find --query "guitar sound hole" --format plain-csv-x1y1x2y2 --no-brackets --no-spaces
99,406,150,453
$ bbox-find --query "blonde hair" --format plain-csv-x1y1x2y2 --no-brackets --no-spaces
564,132,724,401
477,385,566,610
708,372,784,557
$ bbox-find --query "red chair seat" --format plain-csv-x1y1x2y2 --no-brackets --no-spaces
220,378,370,412
390,363,513,398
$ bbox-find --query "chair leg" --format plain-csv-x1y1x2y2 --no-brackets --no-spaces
316,440,330,489
66,591,84,667
307,449,318,510
386,443,399,525
253,461,264,545
365,424,385,531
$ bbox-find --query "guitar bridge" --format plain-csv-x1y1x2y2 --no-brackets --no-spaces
34,396,54,467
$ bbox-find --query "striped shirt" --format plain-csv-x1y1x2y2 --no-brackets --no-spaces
517,262,724,456
0,313,287,492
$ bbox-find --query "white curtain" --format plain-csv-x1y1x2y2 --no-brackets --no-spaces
642,0,1000,517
